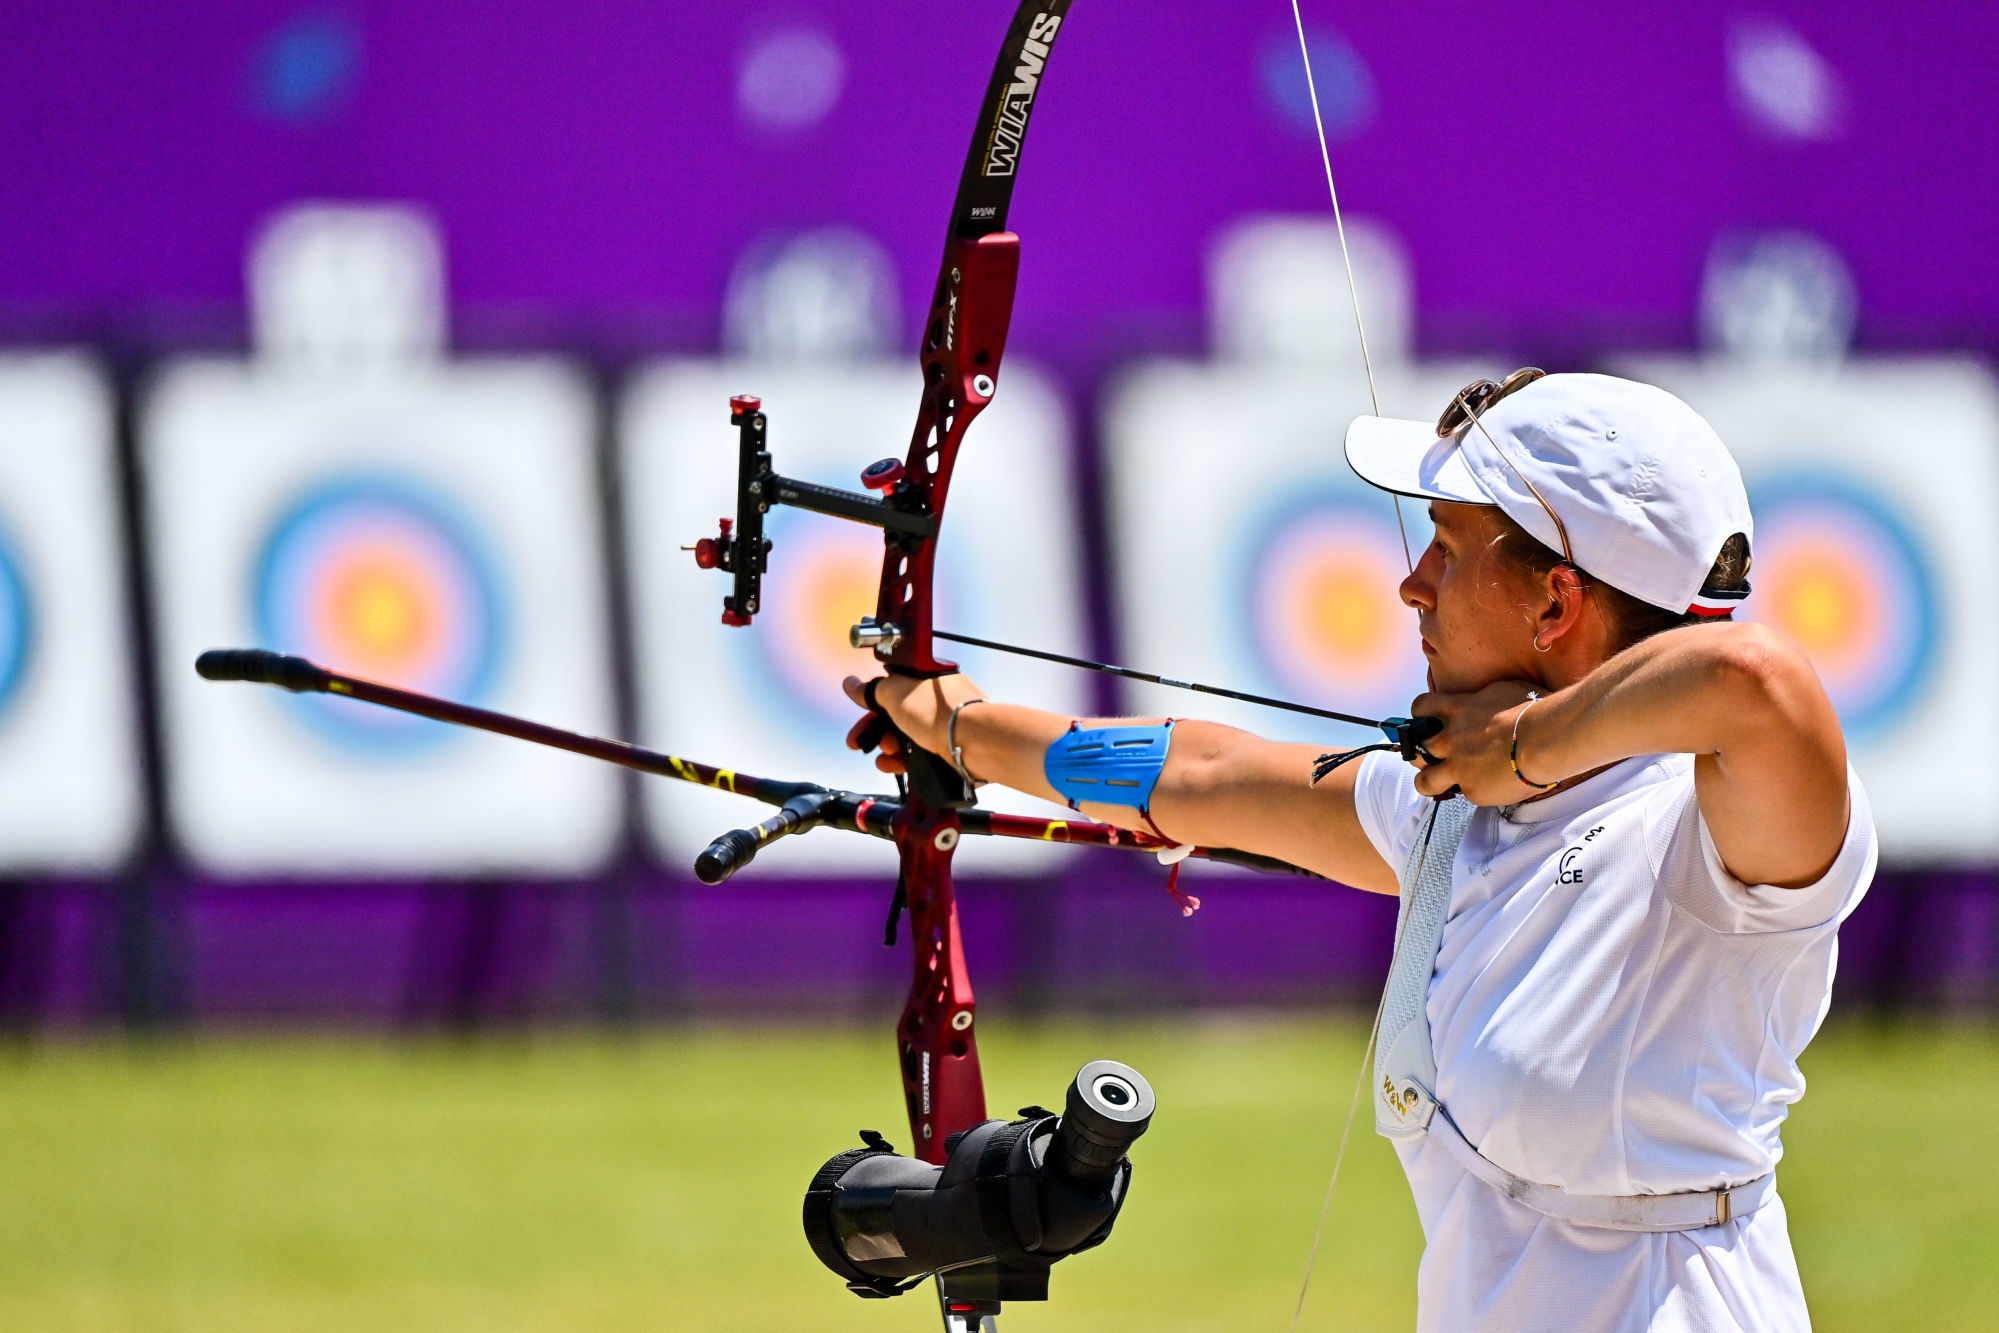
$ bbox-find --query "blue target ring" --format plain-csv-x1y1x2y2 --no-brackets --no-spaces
0,525,34,720
252,475,507,752
1743,471,1939,740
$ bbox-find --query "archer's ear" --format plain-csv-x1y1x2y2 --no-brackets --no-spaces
1530,563,1591,650
1553,565,1591,617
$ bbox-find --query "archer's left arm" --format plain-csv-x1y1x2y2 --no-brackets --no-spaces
1419,621,1849,888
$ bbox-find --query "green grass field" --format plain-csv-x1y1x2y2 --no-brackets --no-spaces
0,1016,1993,1331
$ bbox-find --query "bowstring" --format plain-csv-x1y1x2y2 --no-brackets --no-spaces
1289,798,1444,1331
1290,979,1389,1332
1288,0,1414,575
1286,3,1413,1326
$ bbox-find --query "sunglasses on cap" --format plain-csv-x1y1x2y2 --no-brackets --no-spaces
1435,367,1575,565
1435,367,1546,438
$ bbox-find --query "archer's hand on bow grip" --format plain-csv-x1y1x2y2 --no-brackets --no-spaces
847,677,975,811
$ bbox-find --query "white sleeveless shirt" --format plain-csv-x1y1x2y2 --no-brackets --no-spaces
1352,750,1877,1332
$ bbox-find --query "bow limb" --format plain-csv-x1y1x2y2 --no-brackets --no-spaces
864,0,1071,680
861,3,1073,1197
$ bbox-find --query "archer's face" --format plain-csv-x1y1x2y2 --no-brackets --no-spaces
1396,502,1543,695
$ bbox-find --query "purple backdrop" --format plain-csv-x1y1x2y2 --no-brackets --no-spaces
4,2,1995,352
0,1,1993,1025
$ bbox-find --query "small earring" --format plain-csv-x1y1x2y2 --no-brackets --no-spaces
1533,638,1551,653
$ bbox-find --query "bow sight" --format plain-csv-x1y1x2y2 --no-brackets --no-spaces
687,394,944,638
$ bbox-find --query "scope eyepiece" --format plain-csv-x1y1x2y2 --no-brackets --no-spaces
1050,1059,1155,1189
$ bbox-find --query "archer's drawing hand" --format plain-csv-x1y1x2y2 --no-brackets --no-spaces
843,673,986,776
1408,681,1554,805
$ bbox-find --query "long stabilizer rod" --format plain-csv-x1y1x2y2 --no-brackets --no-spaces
195,648,807,804
193,649,1316,883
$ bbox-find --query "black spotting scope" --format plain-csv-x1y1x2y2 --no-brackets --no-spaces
803,1059,1155,1316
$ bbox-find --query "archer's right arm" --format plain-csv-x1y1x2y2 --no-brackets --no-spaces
846,675,1399,895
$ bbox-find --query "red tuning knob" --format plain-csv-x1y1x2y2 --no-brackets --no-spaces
861,458,905,491
690,517,733,570
730,394,761,418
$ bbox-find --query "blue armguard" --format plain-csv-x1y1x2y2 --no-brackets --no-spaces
1044,722,1176,811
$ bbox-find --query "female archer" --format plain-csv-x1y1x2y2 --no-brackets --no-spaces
848,369,1873,1331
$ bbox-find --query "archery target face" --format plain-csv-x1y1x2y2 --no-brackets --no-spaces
1105,362,1485,745
1237,494,1423,724
146,358,619,875
1616,354,1999,861
0,355,141,872
1740,474,1937,739
253,475,506,750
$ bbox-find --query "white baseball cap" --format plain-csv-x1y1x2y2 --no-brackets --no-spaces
1345,372,1752,616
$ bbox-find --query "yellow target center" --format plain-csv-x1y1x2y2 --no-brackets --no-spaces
326,555,438,667
1759,539,1881,676
1302,566,1390,661
795,548,879,664
1775,567,1854,654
